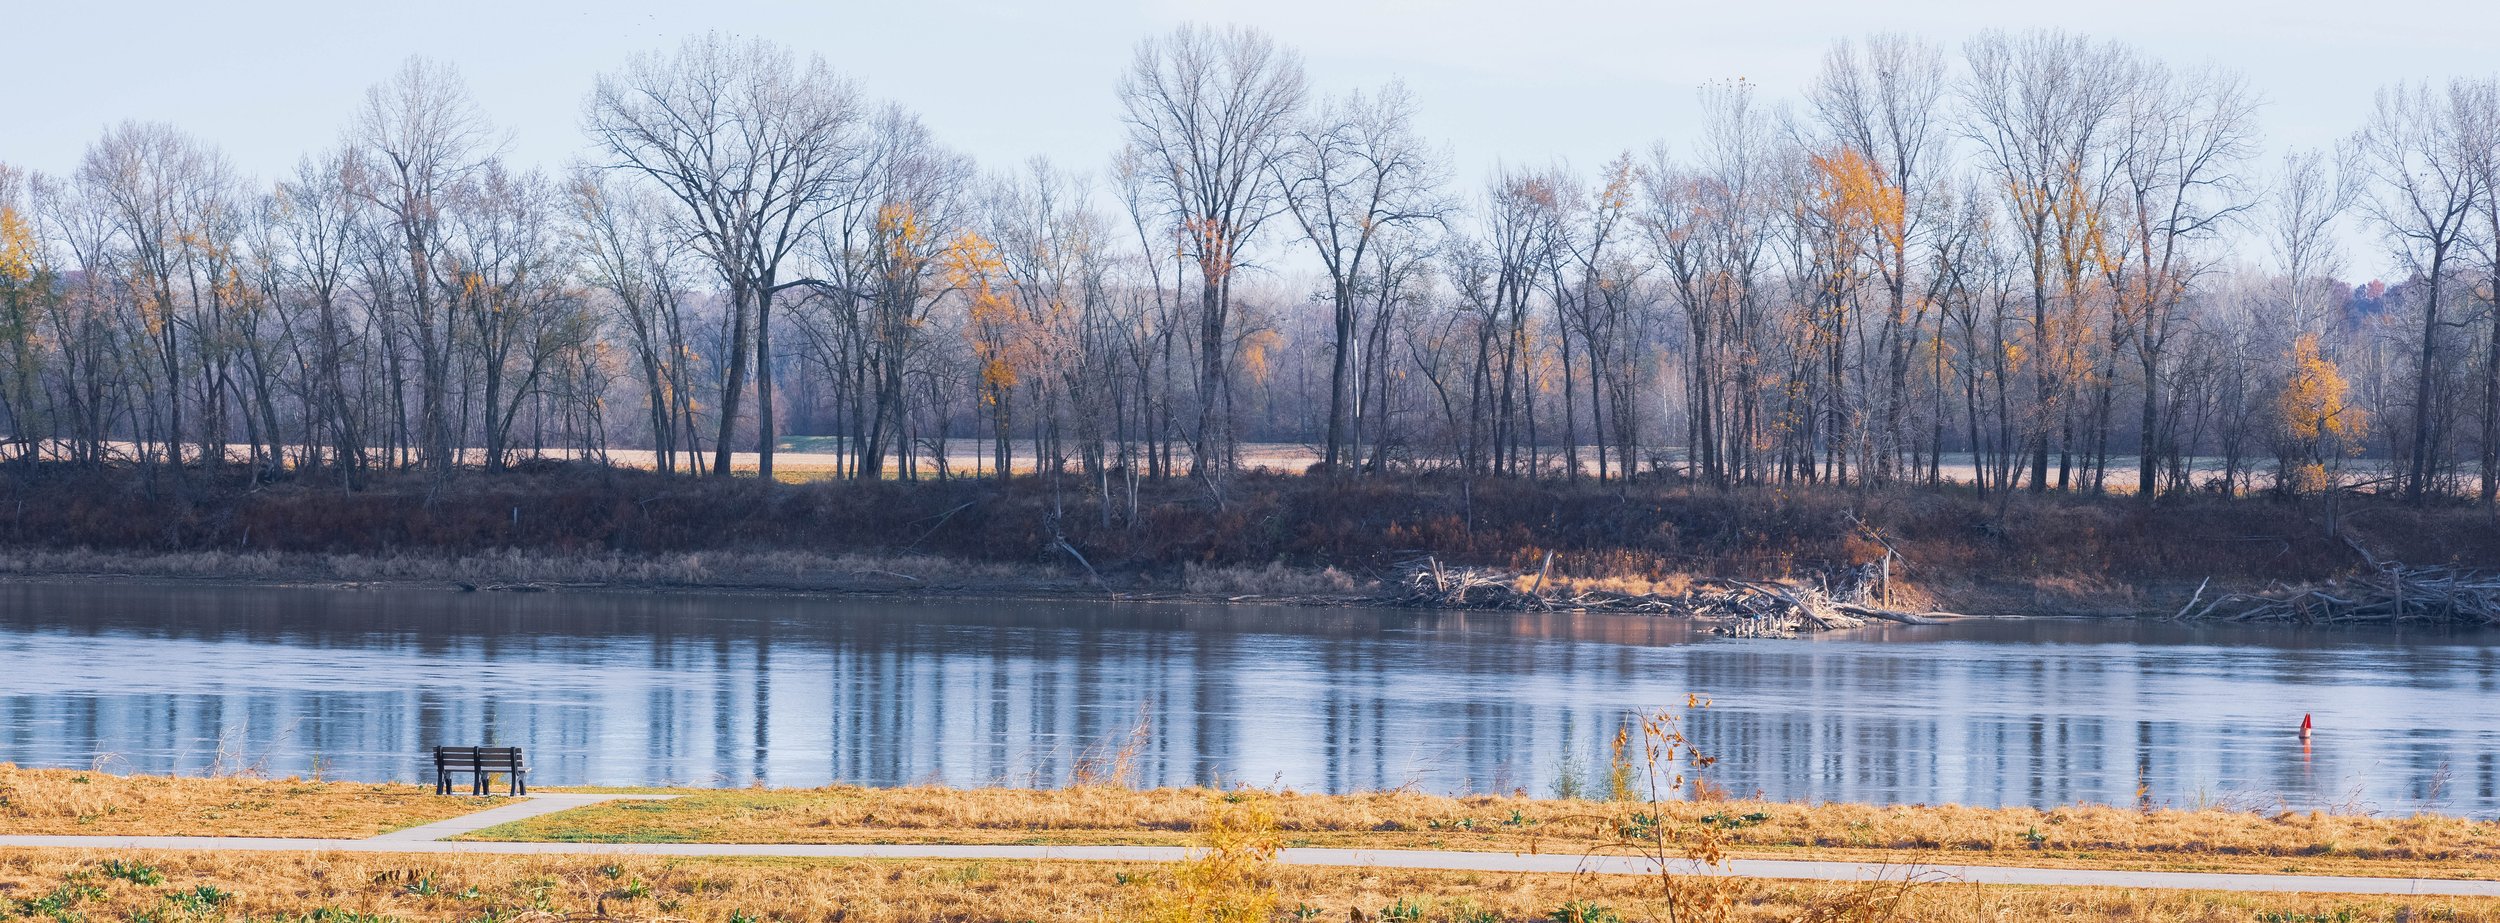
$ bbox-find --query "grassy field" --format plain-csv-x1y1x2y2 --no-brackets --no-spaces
7,772,2500,920
10,768,2500,881
7,847,2497,923
470,785,2500,881
0,766,500,837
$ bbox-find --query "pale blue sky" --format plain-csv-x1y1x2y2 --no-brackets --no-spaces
10,0,2497,278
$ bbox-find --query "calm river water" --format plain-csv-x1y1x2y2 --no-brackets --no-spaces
5,581,2496,813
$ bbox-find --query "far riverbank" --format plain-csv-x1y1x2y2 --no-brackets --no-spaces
5,464,2497,618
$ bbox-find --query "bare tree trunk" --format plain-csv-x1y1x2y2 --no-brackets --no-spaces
714,282,752,478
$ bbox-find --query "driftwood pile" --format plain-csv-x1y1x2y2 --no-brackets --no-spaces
1396,557,1946,634
2174,532,2500,626
2176,565,2500,625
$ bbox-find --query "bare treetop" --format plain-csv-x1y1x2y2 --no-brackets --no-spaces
351,57,495,227
585,33,863,282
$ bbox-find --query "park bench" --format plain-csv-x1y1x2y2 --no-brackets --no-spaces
433,746,528,796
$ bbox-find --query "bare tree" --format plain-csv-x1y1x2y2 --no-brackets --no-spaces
78,121,238,473
2351,78,2490,503
1646,80,1778,486
274,147,373,477
2461,79,2500,504
31,23,2500,513
1806,33,1949,483
348,57,493,475
1275,80,1449,473
0,164,46,473
1960,30,2138,491
571,169,704,475
28,169,126,468
440,163,573,472
1117,23,1307,478
838,107,975,481
586,33,863,480
2260,146,2358,494
2269,148,2358,339
2106,62,2259,496
982,159,1118,485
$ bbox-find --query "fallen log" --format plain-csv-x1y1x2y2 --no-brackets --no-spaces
1833,603,1947,625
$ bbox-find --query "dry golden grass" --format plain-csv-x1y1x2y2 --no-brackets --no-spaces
1182,562,1372,596
0,847,2493,923
480,785,2500,880
0,765,498,837
1512,573,1699,598
14,767,2500,884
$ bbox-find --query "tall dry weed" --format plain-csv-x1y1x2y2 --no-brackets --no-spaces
1572,697,1873,923
1134,792,1282,923
1070,711,1153,789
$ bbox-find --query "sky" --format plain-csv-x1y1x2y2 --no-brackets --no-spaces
9,0,2499,280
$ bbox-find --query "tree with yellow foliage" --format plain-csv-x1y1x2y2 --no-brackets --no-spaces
944,229,1032,480
1807,35,1945,486
1794,144,1895,483
2275,333,2367,502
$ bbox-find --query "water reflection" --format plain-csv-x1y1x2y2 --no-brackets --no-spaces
4,582,2497,814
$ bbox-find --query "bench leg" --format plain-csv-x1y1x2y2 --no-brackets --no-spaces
435,771,448,796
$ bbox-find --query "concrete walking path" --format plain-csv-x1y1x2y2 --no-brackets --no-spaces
366,793,679,843
1,794,2495,897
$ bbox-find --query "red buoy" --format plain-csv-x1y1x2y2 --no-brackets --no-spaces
2300,713,2313,740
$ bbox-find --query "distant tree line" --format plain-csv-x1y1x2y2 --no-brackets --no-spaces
0,27,2496,507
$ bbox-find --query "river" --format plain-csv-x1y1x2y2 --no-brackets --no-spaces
5,581,2495,814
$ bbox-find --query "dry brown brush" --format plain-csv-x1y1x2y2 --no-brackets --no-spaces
6,466,2499,613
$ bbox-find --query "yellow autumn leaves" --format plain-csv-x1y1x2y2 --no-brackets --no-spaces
2277,333,2366,495
0,207,36,287
1806,148,1907,257
942,229,1021,398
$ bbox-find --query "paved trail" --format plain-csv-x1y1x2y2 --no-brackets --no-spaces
4,795,2494,897
365,793,677,843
